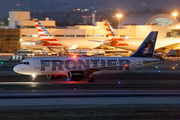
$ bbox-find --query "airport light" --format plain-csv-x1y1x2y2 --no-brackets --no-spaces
116,14,123,36
116,14,122,18
172,12,178,19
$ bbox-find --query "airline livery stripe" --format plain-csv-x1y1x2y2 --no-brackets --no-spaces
104,23,108,26
106,28,111,31
40,34,46,36
38,29,43,32
43,43,62,46
111,43,129,46
36,25,40,27
108,33,113,36
38,32,45,34
36,27,42,29
42,39,58,41
109,39,124,41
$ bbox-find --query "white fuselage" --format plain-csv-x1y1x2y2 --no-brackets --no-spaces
117,37,180,51
41,38,106,49
13,56,160,76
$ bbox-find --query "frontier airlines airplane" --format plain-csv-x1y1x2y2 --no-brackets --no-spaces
13,31,160,82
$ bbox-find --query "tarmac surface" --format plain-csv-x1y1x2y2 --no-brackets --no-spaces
0,57,180,119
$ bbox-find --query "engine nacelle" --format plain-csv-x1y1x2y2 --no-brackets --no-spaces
67,71,84,81
46,75,63,79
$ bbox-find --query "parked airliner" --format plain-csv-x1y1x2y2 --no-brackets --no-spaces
13,31,160,82
103,19,180,53
33,19,116,50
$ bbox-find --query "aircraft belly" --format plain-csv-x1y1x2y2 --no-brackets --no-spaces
60,39,100,49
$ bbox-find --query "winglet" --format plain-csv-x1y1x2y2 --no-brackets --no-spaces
131,31,158,57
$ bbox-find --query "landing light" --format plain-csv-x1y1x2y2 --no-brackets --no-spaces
32,74,36,78
72,55,76,58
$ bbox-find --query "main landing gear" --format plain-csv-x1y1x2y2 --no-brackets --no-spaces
87,75,95,83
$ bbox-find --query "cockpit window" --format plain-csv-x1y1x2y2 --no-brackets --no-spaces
20,62,29,65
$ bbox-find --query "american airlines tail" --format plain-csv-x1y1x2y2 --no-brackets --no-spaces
34,19,57,42
102,19,119,38
34,19,63,47
102,19,129,46
131,31,158,57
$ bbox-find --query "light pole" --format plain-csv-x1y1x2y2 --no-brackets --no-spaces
172,12,178,19
172,12,178,37
116,14,122,37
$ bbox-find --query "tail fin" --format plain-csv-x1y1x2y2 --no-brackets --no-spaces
102,19,129,46
131,31,158,57
102,19,119,38
34,19,57,42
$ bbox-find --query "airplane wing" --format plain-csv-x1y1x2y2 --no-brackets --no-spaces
155,42,180,53
88,40,103,42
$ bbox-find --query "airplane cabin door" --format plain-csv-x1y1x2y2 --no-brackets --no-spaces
131,59,136,68
34,59,40,69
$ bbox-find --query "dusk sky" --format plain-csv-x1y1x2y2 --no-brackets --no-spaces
0,0,179,19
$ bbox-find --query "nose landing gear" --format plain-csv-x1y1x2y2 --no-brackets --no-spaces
32,74,36,82
87,75,95,83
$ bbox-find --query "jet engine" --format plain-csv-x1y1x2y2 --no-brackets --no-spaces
67,71,84,81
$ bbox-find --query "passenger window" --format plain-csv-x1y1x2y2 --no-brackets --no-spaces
27,62,29,65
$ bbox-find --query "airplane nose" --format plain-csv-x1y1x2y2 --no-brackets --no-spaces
13,65,19,73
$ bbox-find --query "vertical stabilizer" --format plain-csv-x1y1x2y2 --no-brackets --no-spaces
131,31,158,57
34,19,57,42
102,19,119,38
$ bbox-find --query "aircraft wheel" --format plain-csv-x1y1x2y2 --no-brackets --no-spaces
32,79,36,83
88,78,94,83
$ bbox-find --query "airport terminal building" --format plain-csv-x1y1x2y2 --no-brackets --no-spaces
0,11,180,53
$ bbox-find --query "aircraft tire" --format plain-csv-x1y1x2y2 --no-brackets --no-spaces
88,78,94,83
32,79,36,82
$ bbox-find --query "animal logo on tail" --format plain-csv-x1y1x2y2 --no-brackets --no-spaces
131,31,158,57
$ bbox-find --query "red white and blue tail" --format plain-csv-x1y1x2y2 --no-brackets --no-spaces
34,19,57,42
102,19,129,46
102,19,119,39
